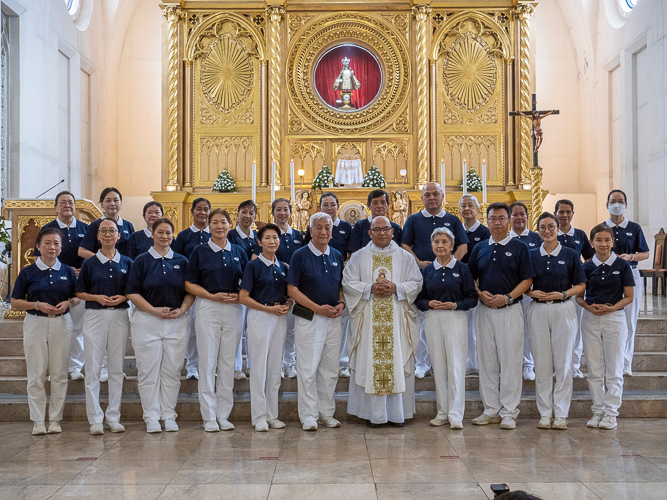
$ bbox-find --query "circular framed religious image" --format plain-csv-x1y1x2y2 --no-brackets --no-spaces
313,44,383,112
338,201,370,226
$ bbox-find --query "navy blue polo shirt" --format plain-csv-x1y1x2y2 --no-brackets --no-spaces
241,255,289,305
303,218,352,258
402,210,469,262
416,258,478,312
604,218,650,268
509,228,543,250
126,228,153,260
347,217,402,254
33,218,89,269
468,236,534,296
171,225,211,258
461,221,490,264
80,217,135,257
76,251,133,309
126,248,188,309
185,239,248,294
558,227,595,260
288,243,344,307
227,226,258,260
11,259,76,316
252,227,303,265
582,254,635,305
529,244,587,294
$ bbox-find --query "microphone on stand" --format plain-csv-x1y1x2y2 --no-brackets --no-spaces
36,179,65,199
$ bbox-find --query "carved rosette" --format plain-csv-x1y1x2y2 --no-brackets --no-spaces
200,36,253,113
515,4,535,185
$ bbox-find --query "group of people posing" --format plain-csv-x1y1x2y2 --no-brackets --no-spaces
10,183,648,436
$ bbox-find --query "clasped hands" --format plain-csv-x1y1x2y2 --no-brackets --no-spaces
36,300,75,317
95,295,127,307
315,302,344,319
478,290,509,309
531,290,565,302
210,292,240,304
267,299,294,317
371,281,397,299
428,300,456,310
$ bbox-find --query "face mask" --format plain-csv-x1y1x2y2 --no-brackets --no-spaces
608,203,626,216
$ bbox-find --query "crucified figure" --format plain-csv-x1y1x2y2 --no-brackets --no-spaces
514,109,556,154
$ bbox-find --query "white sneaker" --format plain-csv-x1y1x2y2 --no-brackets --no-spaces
598,414,617,430
234,370,247,380
320,416,341,428
338,367,350,378
537,416,552,429
284,365,297,379
415,368,426,379
47,421,62,434
100,368,109,383
255,420,269,432
450,421,463,430
500,416,516,429
186,370,199,380
105,421,125,433
268,419,286,429
146,420,162,433
69,369,84,381
572,369,584,379
164,418,179,432
90,423,104,435
203,420,219,432
32,421,47,435
217,418,235,431
623,367,633,376
523,366,535,381
302,419,318,431
552,417,567,430
472,413,502,426
429,417,449,427
587,413,603,428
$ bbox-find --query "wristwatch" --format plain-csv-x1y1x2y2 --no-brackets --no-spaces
562,292,568,300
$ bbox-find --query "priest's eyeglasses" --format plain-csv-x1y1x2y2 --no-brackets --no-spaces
370,227,393,233
99,229,119,236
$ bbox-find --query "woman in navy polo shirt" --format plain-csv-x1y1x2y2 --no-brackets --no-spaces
577,224,634,430
126,218,194,433
525,213,586,431
75,219,132,435
11,227,79,435
79,187,135,259
240,223,291,432
185,209,248,432
417,227,477,429
126,201,163,260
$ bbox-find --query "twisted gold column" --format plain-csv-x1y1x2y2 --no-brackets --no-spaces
530,166,543,230
268,6,284,188
516,4,534,187
164,6,183,188
413,5,431,186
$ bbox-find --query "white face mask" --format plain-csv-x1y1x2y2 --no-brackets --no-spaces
608,203,626,216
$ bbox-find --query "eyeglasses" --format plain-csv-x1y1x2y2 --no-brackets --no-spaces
57,201,75,206
488,217,508,223
99,229,118,236
370,227,392,233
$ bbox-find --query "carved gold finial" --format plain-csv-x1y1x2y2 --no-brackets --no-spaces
412,5,432,186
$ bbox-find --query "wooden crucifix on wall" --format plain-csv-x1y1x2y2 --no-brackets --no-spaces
510,93,560,166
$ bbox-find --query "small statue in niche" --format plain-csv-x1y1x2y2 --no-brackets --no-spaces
333,57,361,110
294,190,312,231
391,191,409,227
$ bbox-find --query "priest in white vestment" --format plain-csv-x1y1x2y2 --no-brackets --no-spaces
342,216,423,426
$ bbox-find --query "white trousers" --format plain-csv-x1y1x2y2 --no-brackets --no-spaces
83,309,129,424
294,314,343,423
185,298,198,373
476,303,524,419
68,301,85,372
522,297,534,370
466,306,478,370
24,314,73,422
339,307,351,369
572,302,585,371
425,310,468,422
526,301,577,418
415,311,432,373
196,299,243,422
247,310,287,425
623,267,642,369
131,310,188,422
235,305,250,372
582,309,627,416
282,311,296,367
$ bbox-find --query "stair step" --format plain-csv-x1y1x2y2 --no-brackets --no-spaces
635,334,667,352
637,319,667,334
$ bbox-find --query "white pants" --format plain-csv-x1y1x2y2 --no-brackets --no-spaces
415,311,431,373
185,298,198,374
572,302,585,371
476,303,524,419
466,306,478,370
294,314,343,423
623,267,642,369
24,314,73,422
339,307,351,370
68,301,85,372
425,310,468,422
83,309,129,424
526,301,577,418
235,305,250,372
582,309,627,416
131,310,188,422
282,311,296,368
247,310,287,425
196,299,243,422
521,297,534,370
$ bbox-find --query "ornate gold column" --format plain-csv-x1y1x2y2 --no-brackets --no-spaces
412,4,431,187
267,6,284,188
530,165,543,230
515,4,535,187
183,59,193,188
164,6,184,189
260,59,269,187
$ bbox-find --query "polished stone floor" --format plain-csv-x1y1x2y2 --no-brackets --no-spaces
1,419,667,500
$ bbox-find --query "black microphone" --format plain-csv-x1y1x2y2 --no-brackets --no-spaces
36,179,66,199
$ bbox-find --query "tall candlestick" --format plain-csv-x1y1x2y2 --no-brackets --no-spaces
271,162,276,203
290,159,295,203
462,159,467,196
251,161,257,203
440,160,445,187
482,159,487,204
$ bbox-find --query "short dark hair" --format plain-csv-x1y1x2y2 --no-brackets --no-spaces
258,223,281,240
509,201,528,216
143,201,163,217
191,197,211,212
237,200,257,214
537,212,558,227
320,192,339,206
272,198,291,215
209,208,232,225
607,189,627,204
99,187,122,203
367,189,389,206
486,202,510,217
54,191,75,206
152,218,174,233
98,218,120,232
554,199,574,213
590,223,614,241
35,227,62,246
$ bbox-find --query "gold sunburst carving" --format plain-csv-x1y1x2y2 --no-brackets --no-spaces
444,33,497,113
200,36,253,113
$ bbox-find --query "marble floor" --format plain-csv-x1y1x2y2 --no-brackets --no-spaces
1,419,667,500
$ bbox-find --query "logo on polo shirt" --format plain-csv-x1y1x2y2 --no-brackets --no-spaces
529,243,536,247
339,230,346,234
575,240,580,244
294,240,301,244
613,271,620,274
453,273,460,277
505,252,512,256
558,261,565,265
626,232,633,236
60,276,68,280
233,257,240,261
444,223,450,226
121,268,127,273
332,262,338,266
78,234,85,237
123,230,129,234
474,237,480,241
173,265,180,269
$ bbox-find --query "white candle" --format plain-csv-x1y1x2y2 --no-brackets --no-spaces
251,161,257,203
462,159,467,196
482,159,487,204
290,159,295,203
271,161,276,203
440,160,445,187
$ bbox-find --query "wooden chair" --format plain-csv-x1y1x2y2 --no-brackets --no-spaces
640,228,667,295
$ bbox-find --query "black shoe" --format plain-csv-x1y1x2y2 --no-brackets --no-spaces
388,421,404,427
366,420,382,428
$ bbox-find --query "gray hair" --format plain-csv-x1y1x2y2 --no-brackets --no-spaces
458,194,480,210
431,227,455,244
309,211,333,228
421,182,444,195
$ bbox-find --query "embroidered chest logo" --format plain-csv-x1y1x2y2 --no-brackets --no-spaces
233,257,240,261
339,230,346,234
626,232,633,236
558,261,565,265
474,237,480,241
78,234,85,237
505,252,513,257
452,273,460,277
60,276,68,280
173,265,180,269
444,223,450,226
613,271,620,274
121,269,127,273
575,240,581,244
332,262,339,266
529,243,536,247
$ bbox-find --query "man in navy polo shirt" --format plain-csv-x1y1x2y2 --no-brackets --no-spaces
347,190,402,254
601,189,649,375
468,202,534,429
401,182,468,378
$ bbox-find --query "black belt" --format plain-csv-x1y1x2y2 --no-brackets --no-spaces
494,301,520,310
260,301,287,306
27,311,67,318
532,297,571,305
